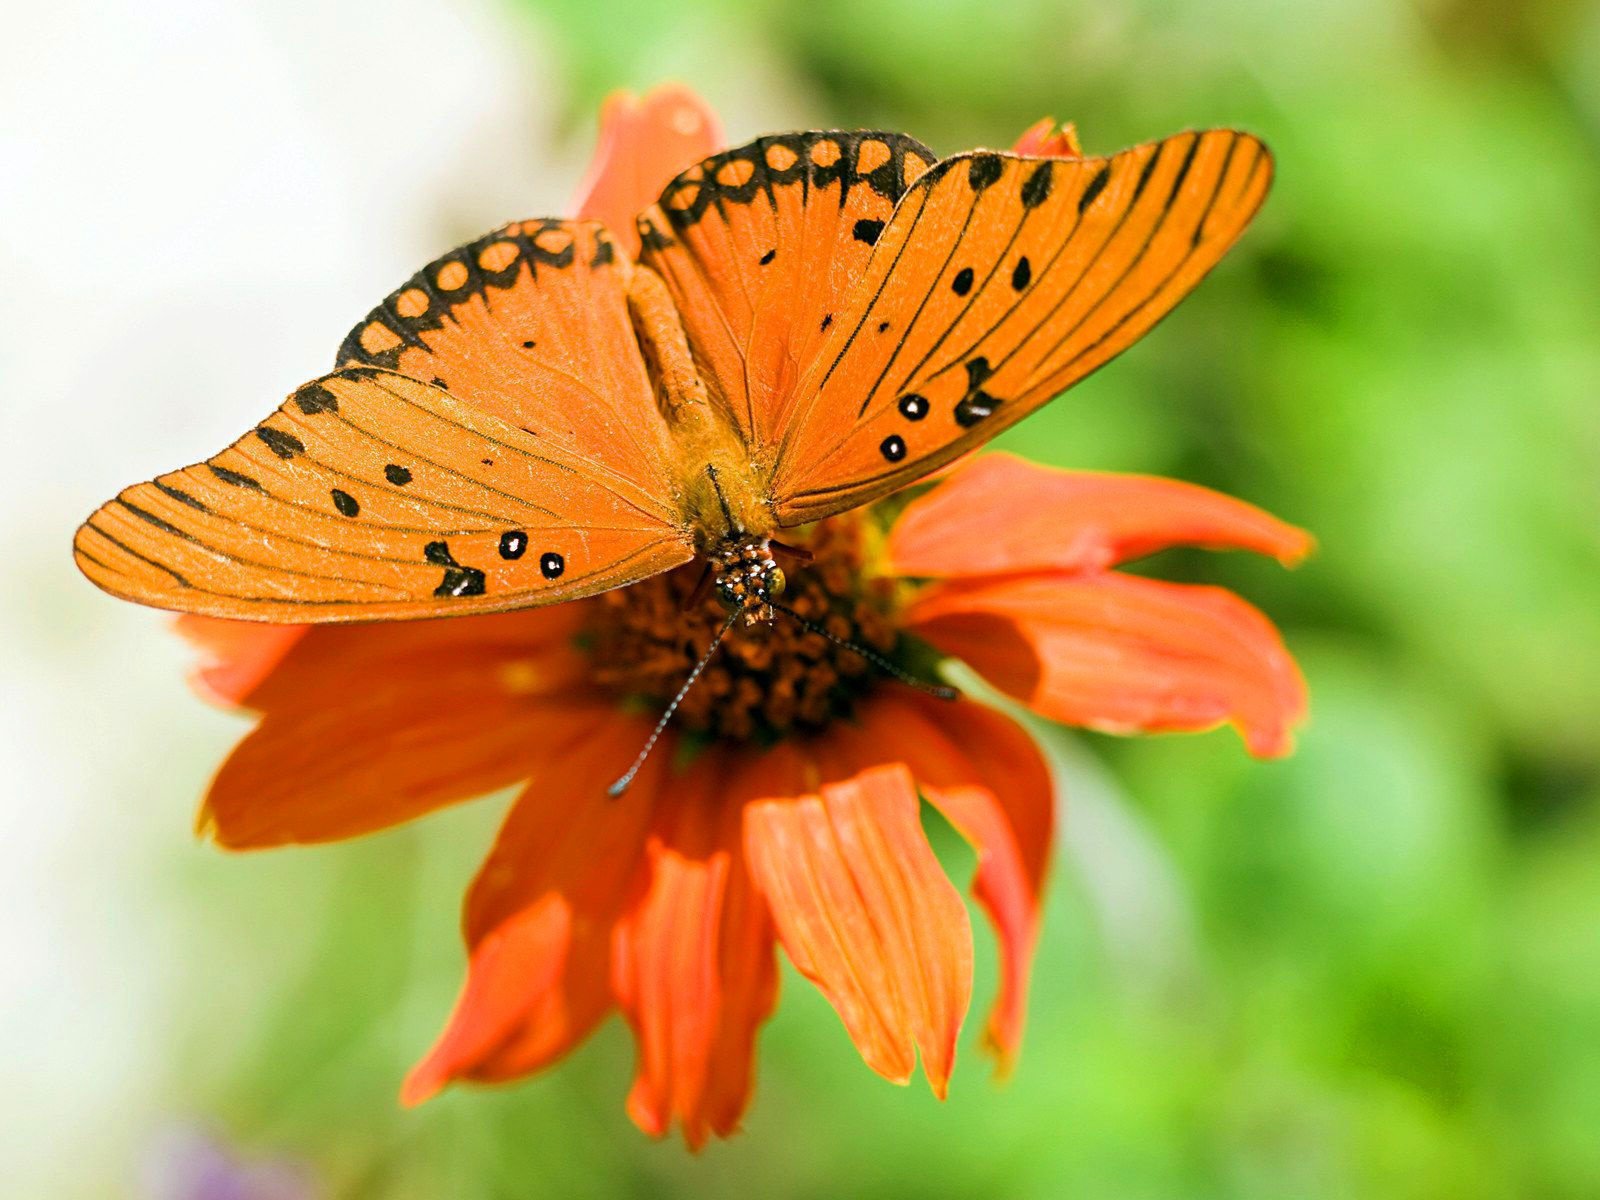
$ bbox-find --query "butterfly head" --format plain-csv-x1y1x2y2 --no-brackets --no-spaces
712,538,786,624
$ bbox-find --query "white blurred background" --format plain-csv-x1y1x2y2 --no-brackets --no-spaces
2,2,571,1190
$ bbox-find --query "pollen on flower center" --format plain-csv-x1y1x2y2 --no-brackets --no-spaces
585,513,900,740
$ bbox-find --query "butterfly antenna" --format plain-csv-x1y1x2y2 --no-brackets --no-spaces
766,599,959,701
607,604,743,797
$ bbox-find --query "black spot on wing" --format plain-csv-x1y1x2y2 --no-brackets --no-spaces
1020,160,1054,208
759,248,776,265
955,356,1001,427
967,154,1003,192
853,218,884,245
1011,257,1032,290
540,552,565,579
292,383,339,415
1171,136,1203,214
425,539,486,596
331,489,360,517
499,530,527,560
879,434,907,462
209,464,264,491
955,391,1001,427
951,267,975,296
385,464,413,486
436,566,486,598
255,427,304,459
155,482,208,512
1136,148,1163,196
897,394,929,421
1079,165,1111,213
120,499,191,539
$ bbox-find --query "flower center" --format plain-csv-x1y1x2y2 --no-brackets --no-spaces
585,513,900,740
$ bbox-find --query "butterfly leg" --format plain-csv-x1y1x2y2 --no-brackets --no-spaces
681,560,715,612
769,539,815,566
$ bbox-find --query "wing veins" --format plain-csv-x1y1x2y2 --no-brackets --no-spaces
854,193,981,417
925,139,1173,389
1027,133,1241,381
111,499,413,591
883,190,1042,403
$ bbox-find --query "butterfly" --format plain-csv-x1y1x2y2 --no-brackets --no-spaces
75,128,1271,626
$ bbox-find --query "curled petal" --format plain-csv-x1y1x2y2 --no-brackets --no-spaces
887,452,1313,579
455,929,614,1090
841,697,1053,1074
613,750,781,1149
173,616,306,708
573,84,725,256
744,763,973,1097
910,572,1307,758
201,610,593,847
1013,117,1083,159
403,716,665,1104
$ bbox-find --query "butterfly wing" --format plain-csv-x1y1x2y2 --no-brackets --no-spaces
636,131,938,454
769,130,1272,523
74,368,693,622
337,218,678,507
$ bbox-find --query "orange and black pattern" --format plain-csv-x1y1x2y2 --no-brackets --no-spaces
74,370,691,622
334,218,681,515
76,127,1272,625
772,130,1271,521
638,132,937,451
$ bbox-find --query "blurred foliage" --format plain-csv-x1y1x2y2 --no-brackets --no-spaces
161,0,1600,1196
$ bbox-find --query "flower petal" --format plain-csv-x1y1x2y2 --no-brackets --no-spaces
402,715,664,1104
885,452,1314,579
744,762,973,1097
173,616,306,708
202,607,593,847
1012,117,1083,159
573,84,724,256
841,697,1054,1074
613,750,780,1149
910,572,1307,758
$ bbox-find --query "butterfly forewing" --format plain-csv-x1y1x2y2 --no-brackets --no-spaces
74,369,693,622
337,218,677,513
637,131,937,454
770,130,1272,523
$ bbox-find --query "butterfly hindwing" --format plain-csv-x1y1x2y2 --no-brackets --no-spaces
74,369,693,622
637,131,938,454
770,130,1272,523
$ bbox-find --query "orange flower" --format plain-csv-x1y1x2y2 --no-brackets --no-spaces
177,86,1311,1149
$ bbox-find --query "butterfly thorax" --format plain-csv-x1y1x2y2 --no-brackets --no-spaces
626,262,775,550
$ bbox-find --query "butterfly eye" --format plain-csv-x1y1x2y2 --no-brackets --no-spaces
765,567,787,598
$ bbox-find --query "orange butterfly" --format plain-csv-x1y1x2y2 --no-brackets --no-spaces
75,128,1271,630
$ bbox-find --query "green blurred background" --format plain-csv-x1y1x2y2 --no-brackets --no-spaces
7,0,1599,1196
